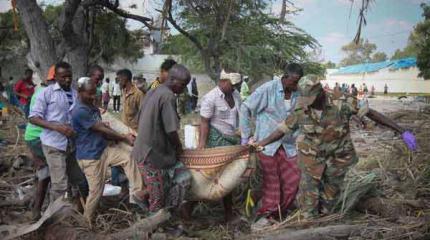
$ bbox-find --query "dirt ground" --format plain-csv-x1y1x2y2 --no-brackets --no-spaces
0,96,429,240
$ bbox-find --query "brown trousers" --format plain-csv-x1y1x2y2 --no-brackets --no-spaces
78,143,143,221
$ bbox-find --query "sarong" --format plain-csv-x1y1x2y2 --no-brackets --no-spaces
206,127,240,148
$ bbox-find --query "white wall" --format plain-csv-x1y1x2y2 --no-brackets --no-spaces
323,67,430,93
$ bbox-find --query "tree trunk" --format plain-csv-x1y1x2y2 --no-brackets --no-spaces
256,224,365,240
15,0,57,83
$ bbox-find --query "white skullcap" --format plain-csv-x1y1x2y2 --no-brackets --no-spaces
220,70,241,85
77,77,92,89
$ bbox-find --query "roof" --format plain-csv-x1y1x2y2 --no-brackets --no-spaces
331,57,416,75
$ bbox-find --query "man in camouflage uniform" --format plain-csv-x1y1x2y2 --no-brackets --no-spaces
256,75,417,218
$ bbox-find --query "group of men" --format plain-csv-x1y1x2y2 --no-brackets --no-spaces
24,59,193,226
22,58,417,230
196,63,417,228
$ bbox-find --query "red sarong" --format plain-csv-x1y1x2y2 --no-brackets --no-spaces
257,147,301,216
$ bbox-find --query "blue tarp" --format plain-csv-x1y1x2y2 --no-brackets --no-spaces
389,57,417,70
332,57,416,75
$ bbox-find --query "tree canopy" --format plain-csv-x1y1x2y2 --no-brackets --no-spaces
413,3,430,79
161,0,318,83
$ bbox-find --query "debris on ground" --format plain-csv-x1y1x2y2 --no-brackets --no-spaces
1,97,429,239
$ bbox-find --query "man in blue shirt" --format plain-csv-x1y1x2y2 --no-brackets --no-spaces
239,63,303,220
71,77,146,224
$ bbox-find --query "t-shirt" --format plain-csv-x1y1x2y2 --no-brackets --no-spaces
131,84,180,169
71,101,107,160
24,87,45,141
14,79,35,105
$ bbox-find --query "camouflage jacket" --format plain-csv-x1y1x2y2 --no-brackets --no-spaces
277,91,369,156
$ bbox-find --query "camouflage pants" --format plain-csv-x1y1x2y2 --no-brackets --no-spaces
296,140,358,218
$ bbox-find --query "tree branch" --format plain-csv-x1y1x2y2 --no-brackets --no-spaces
164,0,204,51
82,0,157,30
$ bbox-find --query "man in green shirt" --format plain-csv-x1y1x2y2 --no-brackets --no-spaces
24,65,55,220
240,76,250,101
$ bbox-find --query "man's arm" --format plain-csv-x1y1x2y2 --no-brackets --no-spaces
239,86,268,144
29,88,75,137
30,117,75,137
167,131,183,155
90,122,134,146
198,117,210,149
256,108,302,148
365,108,404,133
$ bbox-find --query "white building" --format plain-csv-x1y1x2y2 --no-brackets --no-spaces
323,58,430,93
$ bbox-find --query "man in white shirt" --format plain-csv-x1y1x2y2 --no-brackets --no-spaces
193,69,242,221
111,78,122,112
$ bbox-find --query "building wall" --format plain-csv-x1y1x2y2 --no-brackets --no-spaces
323,67,430,93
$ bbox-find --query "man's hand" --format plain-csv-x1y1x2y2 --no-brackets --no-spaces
54,124,75,137
123,133,136,146
99,108,107,114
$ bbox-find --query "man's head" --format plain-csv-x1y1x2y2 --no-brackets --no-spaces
77,77,97,106
165,64,191,94
297,74,324,110
281,63,304,92
55,62,73,91
218,70,241,95
88,65,104,86
160,59,177,83
117,69,132,90
24,69,33,81
135,77,147,93
106,78,110,83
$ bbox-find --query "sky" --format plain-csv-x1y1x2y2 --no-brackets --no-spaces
0,0,428,63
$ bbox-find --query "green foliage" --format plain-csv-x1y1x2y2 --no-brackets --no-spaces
415,3,430,79
91,12,144,63
371,52,387,63
302,62,326,78
162,0,317,82
0,10,27,56
340,39,377,66
391,33,418,60
323,61,336,69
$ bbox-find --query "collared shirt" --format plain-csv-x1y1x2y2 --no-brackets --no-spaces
239,79,299,157
71,101,107,160
200,87,241,136
121,85,144,131
131,84,180,169
29,83,77,151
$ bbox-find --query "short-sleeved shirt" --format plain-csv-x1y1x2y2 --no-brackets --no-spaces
121,85,145,131
24,87,45,141
131,84,180,169
14,79,35,105
200,87,241,136
71,101,107,160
